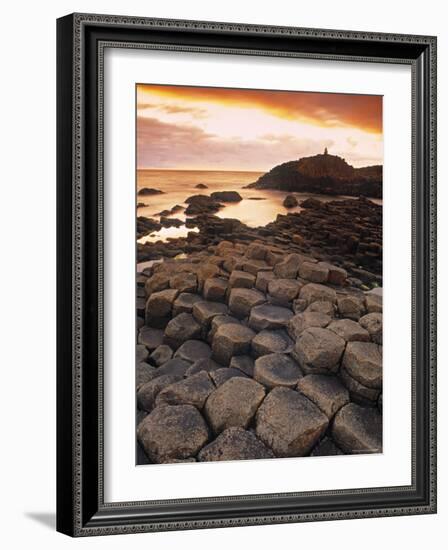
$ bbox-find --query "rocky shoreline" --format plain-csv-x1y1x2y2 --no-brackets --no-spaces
136,195,383,464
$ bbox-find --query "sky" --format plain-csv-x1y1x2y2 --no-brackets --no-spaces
136,84,383,172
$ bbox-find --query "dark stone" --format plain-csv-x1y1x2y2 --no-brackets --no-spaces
255,387,329,457
155,371,215,409
163,313,201,349
198,427,274,462
332,403,382,454
137,404,209,463
204,377,266,434
297,374,349,419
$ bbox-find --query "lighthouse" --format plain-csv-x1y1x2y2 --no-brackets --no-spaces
324,147,328,155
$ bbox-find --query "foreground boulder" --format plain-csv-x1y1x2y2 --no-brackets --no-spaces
327,319,370,342
294,327,346,374
204,377,266,433
228,288,266,318
198,427,274,462
332,403,382,454
297,374,349,419
254,353,302,389
155,371,215,409
163,313,201,349
255,387,328,456
248,304,294,331
211,323,255,365
268,279,302,304
174,339,212,363
359,312,382,344
342,341,382,389
145,288,179,328
252,329,294,357
287,311,331,340
137,404,209,463
137,374,183,412
299,283,337,305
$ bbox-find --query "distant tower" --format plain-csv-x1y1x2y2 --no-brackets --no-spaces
324,147,328,155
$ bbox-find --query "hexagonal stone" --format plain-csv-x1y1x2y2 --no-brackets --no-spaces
192,300,228,328
137,404,209,463
145,288,179,327
149,344,173,366
136,362,157,390
228,270,255,289
337,295,365,320
268,279,302,304
228,288,266,319
208,314,240,342
287,312,331,340
145,272,170,295
317,262,347,285
254,354,303,389
339,366,380,404
169,272,197,293
342,341,382,389
198,427,274,462
138,327,164,351
185,357,220,377
174,339,212,363
332,403,382,454
242,259,272,276
297,374,349,419
136,343,149,363
163,313,201,349
196,262,222,290
255,387,329,457
172,292,203,316
305,300,336,316
298,262,329,283
294,327,346,374
246,243,268,260
203,277,228,302
204,377,266,434
327,319,370,342
137,374,182,411
365,293,382,313
255,270,276,293
210,367,248,387
248,304,293,331
156,358,191,378
273,253,304,278
359,312,383,344
299,283,337,305
212,323,255,366
229,355,255,376
155,371,215,409
252,330,294,357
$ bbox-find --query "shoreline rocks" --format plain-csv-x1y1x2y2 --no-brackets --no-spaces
136,195,383,464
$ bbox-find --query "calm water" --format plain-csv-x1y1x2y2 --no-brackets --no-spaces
137,169,381,243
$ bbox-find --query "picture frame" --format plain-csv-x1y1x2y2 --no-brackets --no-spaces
56,12,437,537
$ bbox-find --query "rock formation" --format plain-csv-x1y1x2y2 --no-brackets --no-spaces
247,151,382,198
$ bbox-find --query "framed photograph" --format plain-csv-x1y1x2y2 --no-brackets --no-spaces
56,13,437,536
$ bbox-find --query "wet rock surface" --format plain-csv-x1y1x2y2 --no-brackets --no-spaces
136,196,383,464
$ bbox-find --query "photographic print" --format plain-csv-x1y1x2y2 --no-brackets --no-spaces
135,84,383,465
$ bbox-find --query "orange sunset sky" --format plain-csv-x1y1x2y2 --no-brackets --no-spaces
136,84,383,171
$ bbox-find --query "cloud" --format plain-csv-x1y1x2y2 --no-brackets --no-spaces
137,102,207,118
137,85,382,134
137,116,349,170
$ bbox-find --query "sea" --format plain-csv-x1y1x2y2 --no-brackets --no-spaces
137,169,382,243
